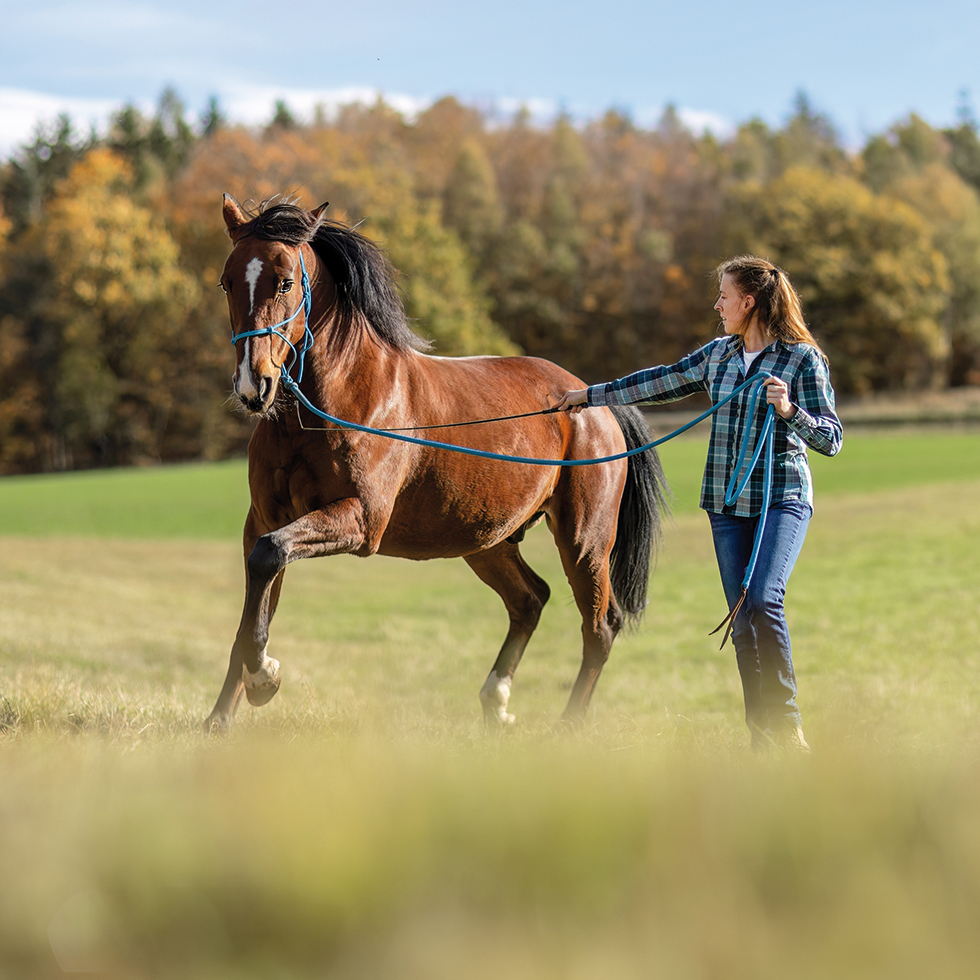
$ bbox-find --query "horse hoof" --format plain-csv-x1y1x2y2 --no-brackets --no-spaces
243,658,281,706
203,712,233,735
482,705,517,727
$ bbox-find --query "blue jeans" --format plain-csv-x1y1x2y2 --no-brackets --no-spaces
707,500,812,734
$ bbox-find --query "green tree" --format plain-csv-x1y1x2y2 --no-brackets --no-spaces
268,99,298,131
728,94,850,188
773,92,849,175
944,121,980,195
200,95,227,139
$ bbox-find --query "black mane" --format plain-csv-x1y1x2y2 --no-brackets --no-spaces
241,201,430,353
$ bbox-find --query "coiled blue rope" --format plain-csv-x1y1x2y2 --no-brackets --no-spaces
710,377,777,647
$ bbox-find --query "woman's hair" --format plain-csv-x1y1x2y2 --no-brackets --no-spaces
715,255,827,359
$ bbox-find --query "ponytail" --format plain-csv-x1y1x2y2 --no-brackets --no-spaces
715,255,827,360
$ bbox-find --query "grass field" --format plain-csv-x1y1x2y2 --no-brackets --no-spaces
1,428,980,978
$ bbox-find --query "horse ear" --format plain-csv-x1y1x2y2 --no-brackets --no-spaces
310,201,330,224
223,194,246,233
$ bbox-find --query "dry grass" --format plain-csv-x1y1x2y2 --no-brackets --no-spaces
1,449,979,978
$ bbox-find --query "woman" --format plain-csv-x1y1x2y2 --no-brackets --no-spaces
556,255,842,751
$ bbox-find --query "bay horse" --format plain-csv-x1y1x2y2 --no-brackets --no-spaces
206,196,668,731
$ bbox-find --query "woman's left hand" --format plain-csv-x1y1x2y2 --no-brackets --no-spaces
763,376,797,420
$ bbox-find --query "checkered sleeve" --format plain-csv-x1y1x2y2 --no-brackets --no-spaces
783,350,843,457
586,344,712,407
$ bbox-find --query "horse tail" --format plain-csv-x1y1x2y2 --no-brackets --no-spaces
608,406,671,627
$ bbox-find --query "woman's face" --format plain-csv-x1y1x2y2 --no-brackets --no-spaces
714,273,754,335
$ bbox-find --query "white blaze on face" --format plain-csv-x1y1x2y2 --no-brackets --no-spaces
235,258,264,401
245,257,263,315
236,338,258,400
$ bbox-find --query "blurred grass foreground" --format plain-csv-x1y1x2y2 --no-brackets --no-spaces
5,738,980,980
1,430,980,978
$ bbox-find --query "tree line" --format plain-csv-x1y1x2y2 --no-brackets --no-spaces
2,88,979,474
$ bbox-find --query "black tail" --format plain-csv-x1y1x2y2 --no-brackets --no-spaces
609,406,671,627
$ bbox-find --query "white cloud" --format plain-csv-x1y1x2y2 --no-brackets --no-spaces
220,86,432,126
0,85,436,157
677,108,735,139
0,88,123,156
0,83,737,160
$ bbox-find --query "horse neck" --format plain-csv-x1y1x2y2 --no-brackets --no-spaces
301,270,410,422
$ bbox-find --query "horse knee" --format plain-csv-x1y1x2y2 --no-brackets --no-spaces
247,534,287,582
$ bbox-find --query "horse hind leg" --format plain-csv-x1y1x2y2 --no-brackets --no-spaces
553,525,623,725
464,543,551,727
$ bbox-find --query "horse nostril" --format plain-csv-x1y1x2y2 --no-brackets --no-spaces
259,375,274,404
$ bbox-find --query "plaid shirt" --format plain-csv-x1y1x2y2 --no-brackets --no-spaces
587,336,843,516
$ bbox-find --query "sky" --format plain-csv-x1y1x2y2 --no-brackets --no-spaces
1,0,979,156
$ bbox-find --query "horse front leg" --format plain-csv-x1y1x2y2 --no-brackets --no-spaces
205,498,370,731
205,566,286,727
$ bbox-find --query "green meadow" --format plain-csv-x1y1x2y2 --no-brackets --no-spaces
1,428,980,979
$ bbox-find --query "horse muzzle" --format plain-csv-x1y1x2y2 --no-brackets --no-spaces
235,366,279,416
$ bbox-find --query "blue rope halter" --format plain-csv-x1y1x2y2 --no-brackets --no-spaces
229,250,314,383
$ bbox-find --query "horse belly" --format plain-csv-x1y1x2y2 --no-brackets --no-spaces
377,464,553,559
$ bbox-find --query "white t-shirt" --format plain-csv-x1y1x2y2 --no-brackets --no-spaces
743,349,763,373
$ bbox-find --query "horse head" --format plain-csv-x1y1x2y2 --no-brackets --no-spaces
220,195,328,416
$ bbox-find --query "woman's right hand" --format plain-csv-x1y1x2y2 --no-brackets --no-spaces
553,389,589,414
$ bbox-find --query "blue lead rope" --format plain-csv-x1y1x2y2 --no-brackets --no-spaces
280,370,771,468
228,248,772,644
278,369,777,649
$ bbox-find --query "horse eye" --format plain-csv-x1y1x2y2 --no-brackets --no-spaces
279,279,294,294
217,281,229,294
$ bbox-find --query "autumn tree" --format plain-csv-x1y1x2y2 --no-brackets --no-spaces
862,115,980,386
7,148,201,469
5,86,980,474
0,114,92,235
727,165,949,393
